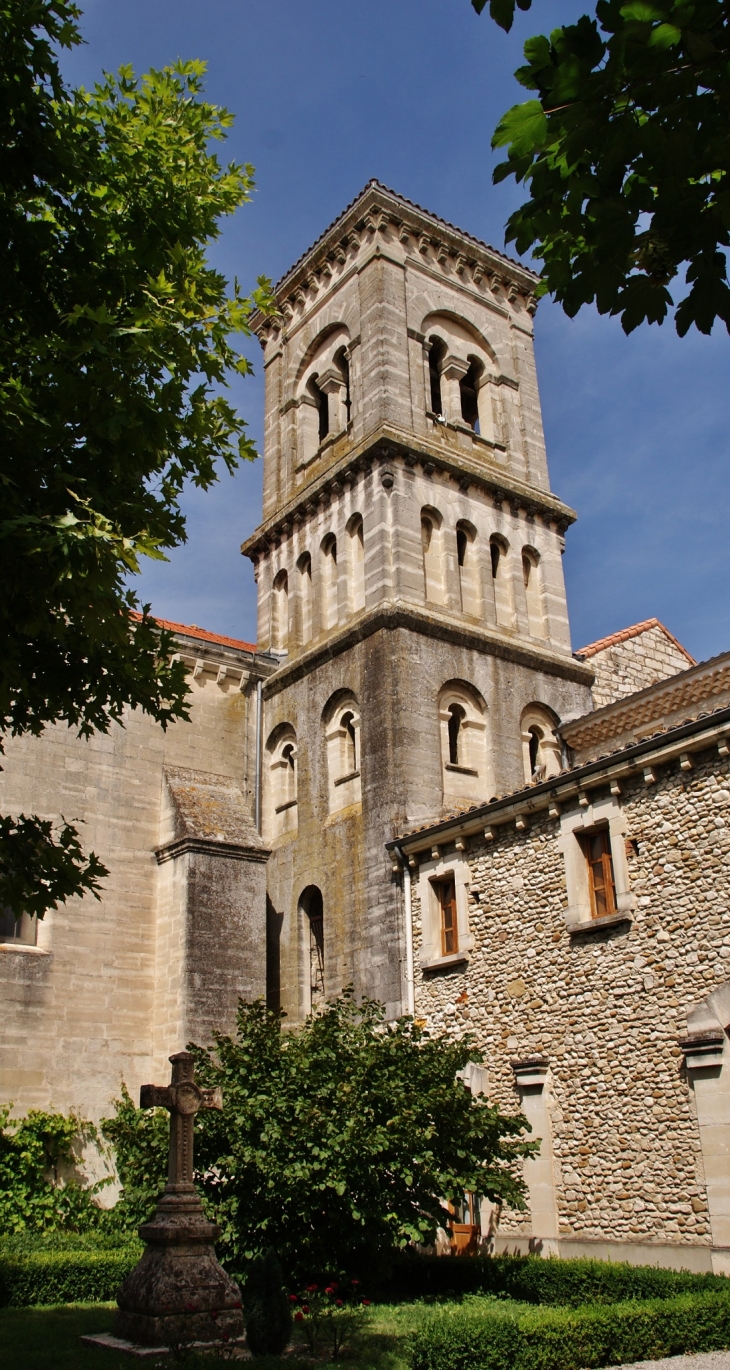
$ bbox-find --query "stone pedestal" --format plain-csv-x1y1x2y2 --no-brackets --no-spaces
115,1185,244,1347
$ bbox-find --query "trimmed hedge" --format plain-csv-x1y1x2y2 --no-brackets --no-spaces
0,1245,140,1306
390,1251,727,1305
410,1290,730,1370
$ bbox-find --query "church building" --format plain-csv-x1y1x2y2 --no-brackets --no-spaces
3,183,729,1274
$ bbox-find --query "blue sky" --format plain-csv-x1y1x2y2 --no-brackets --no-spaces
63,0,730,661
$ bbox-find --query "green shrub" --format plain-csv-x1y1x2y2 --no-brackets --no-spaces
390,1251,727,1305
0,1106,109,1234
0,1245,141,1307
410,1289,730,1370
242,1248,292,1356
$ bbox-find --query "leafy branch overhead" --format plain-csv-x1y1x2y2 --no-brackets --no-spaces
473,0,730,335
0,1,273,918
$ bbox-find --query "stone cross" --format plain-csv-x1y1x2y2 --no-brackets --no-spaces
140,1051,222,1188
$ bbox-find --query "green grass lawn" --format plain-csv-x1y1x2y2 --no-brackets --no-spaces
0,1295,522,1370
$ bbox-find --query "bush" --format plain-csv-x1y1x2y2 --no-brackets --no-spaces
390,1251,727,1305
0,1245,141,1307
243,1248,292,1356
0,1106,108,1234
410,1289,730,1370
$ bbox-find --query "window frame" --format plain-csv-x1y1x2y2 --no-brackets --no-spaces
579,826,617,919
433,876,459,957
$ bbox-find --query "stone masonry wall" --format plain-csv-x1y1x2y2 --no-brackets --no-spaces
583,624,693,710
411,743,730,1256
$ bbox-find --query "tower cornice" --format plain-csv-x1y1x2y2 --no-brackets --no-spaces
240,423,576,563
250,181,540,349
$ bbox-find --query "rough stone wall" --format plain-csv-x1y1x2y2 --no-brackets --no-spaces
0,657,263,1123
582,625,693,710
411,742,730,1256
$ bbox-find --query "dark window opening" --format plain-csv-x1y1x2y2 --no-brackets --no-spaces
421,517,433,554
490,540,501,579
310,376,329,443
341,710,357,771
429,338,446,415
459,360,481,433
300,885,325,1007
528,727,541,775
447,703,465,765
282,743,295,770
0,907,36,945
457,528,467,567
335,347,351,425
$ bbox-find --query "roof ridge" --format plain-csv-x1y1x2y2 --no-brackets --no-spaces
576,617,695,665
270,179,537,295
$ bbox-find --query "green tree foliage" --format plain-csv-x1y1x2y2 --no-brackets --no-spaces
190,994,534,1281
472,0,730,335
99,1084,169,1232
0,1,271,918
0,1104,106,1232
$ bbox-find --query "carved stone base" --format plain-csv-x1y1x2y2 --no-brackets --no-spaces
114,1184,244,1349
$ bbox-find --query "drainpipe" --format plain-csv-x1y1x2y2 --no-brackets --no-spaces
254,676,263,834
394,843,415,1016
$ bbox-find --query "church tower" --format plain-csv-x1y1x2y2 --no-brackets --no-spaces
242,182,593,1021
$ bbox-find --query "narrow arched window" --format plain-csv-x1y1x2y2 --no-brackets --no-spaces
460,359,482,433
421,507,446,605
271,569,289,652
457,527,467,568
299,885,325,1011
265,725,298,839
447,704,465,765
308,375,329,444
347,514,365,613
321,534,338,630
334,346,351,426
528,727,541,775
490,539,500,580
456,521,479,617
341,710,357,772
428,337,446,415
297,551,313,644
522,548,545,638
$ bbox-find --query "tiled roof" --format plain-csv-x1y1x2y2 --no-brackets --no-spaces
575,617,695,665
130,611,257,655
271,178,537,295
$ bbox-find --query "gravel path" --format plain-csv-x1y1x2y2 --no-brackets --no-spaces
607,1355,730,1370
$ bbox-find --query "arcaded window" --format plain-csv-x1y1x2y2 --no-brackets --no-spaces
265,725,298,839
459,358,483,433
347,513,365,613
456,520,479,617
490,534,514,628
0,907,36,946
321,534,338,631
438,681,490,803
299,885,325,1011
520,705,562,783
297,551,313,645
323,690,362,813
308,375,329,444
580,829,617,919
271,569,289,652
522,547,545,638
421,506,446,606
428,336,446,415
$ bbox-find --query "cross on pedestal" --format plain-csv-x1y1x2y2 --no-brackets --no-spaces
141,1051,222,1188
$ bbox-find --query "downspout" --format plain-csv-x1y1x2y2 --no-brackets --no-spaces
254,676,263,834
394,843,415,1016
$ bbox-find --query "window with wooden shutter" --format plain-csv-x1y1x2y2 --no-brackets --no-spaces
436,878,458,955
580,829,617,919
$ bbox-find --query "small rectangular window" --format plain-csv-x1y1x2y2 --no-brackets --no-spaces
580,829,616,919
435,878,458,956
0,907,37,946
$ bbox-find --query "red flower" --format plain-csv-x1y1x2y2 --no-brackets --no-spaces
306,1283,318,1292
330,1282,339,1291
351,1279,360,1286
336,1299,343,1307
294,1311,304,1322
362,1298,371,1307
301,1304,310,1314
325,1285,335,1294
289,1295,298,1303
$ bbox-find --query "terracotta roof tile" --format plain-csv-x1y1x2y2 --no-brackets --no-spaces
130,611,257,655
575,617,695,664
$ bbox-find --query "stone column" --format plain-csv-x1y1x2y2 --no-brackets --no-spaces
512,1057,559,1254
317,366,348,437
681,984,730,1274
440,354,469,426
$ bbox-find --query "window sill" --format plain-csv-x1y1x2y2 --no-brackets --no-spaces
0,943,50,956
565,911,632,936
334,769,360,787
421,951,470,972
445,763,479,776
275,799,298,814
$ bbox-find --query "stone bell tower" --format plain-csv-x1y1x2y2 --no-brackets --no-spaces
242,181,592,1021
